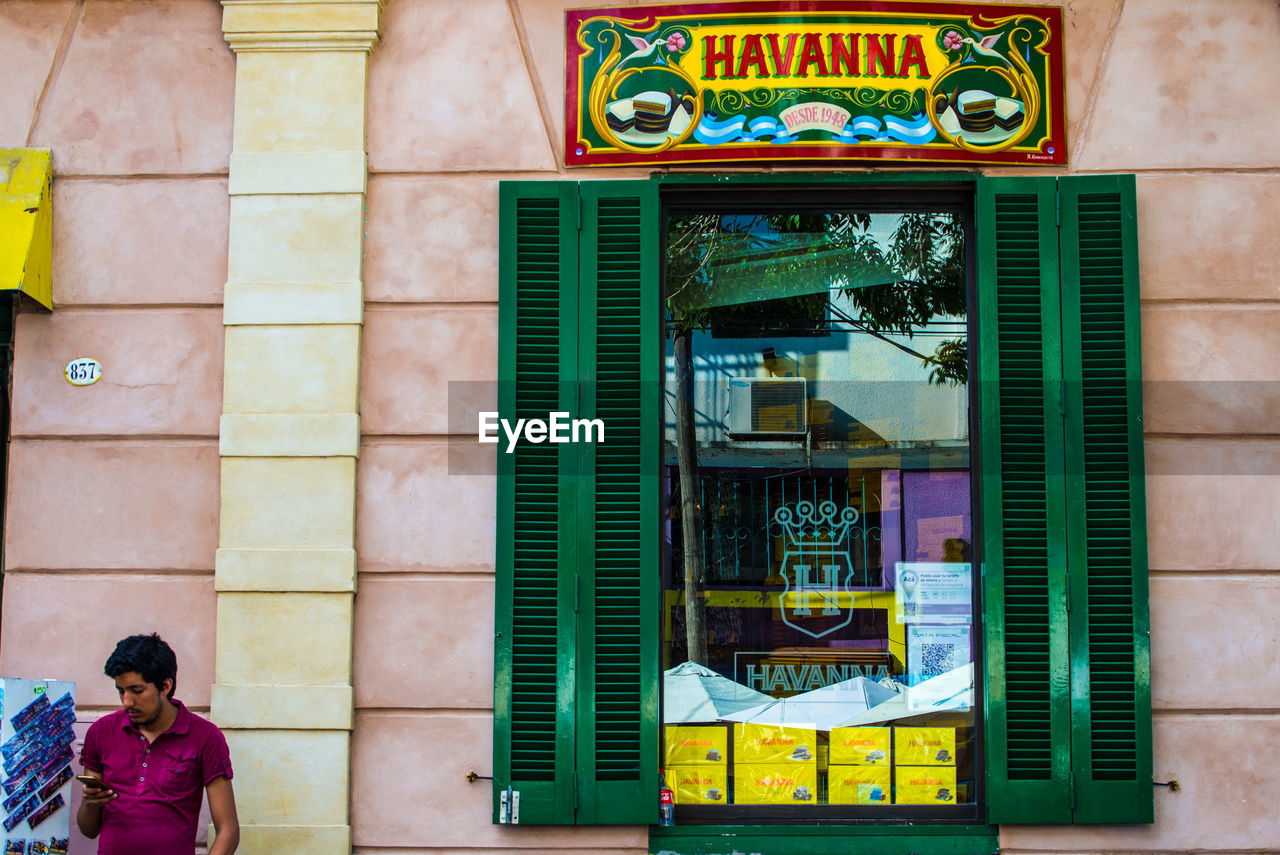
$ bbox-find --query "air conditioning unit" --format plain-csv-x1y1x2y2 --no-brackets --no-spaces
728,377,808,436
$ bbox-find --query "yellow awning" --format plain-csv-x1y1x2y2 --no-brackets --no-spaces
0,148,53,309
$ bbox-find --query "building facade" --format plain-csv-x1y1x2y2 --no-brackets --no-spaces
1,0,1278,853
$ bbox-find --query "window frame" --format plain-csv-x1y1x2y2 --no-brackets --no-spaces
492,172,1152,848
657,184,986,825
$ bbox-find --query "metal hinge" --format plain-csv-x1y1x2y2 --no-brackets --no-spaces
499,786,521,824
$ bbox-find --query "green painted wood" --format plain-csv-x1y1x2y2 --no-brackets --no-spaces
1058,174,1153,824
498,180,660,826
652,172,979,186
497,173,1151,832
650,825,998,854
494,181,578,824
977,176,1072,824
655,171,972,190
574,180,661,824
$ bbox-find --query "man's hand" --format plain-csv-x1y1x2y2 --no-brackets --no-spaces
75,775,117,838
81,779,117,806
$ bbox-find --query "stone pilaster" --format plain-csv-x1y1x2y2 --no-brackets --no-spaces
216,2,382,852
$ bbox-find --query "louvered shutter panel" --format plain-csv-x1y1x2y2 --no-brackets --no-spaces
494,182,578,824
1058,174,1153,823
496,181,658,825
978,177,1073,823
574,181,660,823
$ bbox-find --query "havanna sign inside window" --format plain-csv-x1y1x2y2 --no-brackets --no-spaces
566,1,1065,167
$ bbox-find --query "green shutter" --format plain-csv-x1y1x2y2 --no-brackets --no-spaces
978,177,1073,824
498,174,1151,828
496,180,659,825
1058,174,1152,823
979,175,1151,825
575,181,660,824
495,181,578,824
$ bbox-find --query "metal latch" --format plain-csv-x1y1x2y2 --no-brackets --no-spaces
499,786,520,824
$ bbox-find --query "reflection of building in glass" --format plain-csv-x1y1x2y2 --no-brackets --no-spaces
659,205,976,811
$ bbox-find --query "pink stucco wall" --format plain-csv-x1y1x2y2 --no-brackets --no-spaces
2,0,1279,852
356,0,1280,852
0,0,232,849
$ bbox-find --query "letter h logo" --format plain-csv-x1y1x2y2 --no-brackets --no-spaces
793,563,842,616
774,500,858,638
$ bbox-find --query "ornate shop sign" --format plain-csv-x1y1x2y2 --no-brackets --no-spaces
566,1,1065,167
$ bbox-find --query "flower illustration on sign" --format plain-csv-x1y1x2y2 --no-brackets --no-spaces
942,30,964,50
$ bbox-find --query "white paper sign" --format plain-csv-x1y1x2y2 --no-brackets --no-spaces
894,562,972,624
907,624,972,689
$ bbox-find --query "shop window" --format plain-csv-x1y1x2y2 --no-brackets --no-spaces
661,195,977,821
491,176,1151,842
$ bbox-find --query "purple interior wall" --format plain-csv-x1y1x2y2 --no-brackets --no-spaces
903,470,971,562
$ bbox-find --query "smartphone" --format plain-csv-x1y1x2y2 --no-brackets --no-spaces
76,775,106,788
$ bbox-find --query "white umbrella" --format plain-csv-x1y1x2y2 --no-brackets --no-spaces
719,676,898,731
663,661,772,723
833,663,973,727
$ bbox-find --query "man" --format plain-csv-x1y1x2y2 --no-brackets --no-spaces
77,634,240,854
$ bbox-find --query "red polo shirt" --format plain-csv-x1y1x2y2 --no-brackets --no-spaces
80,699,234,855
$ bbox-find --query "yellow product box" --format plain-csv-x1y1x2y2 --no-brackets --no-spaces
829,727,891,765
893,726,956,766
733,762,818,804
664,725,728,766
828,764,892,804
895,765,958,804
734,722,818,764
668,765,728,804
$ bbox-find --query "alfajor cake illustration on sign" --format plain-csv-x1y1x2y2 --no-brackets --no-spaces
924,19,1046,153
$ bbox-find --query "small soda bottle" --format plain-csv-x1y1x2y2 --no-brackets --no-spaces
659,770,675,826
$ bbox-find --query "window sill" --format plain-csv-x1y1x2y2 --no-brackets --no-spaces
650,823,998,855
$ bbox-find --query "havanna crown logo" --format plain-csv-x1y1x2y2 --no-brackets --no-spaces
774,500,858,638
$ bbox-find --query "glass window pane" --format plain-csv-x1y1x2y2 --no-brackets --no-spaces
661,204,976,820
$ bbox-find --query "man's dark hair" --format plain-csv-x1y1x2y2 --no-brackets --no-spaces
104,633,178,699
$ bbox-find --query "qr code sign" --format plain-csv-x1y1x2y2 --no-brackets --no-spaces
921,643,959,677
